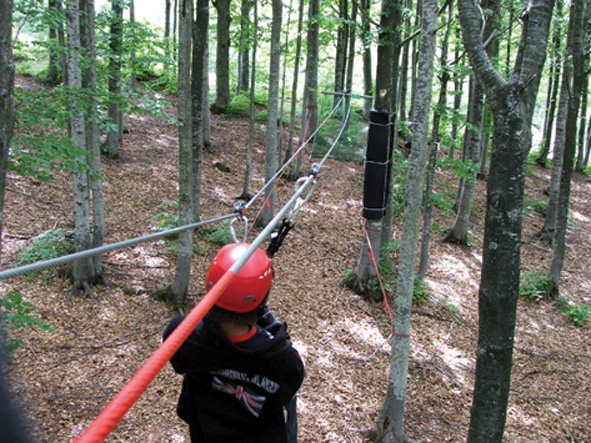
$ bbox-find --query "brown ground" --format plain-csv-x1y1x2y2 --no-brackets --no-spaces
1,77,590,443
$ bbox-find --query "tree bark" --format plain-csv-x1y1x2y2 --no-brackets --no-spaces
0,0,15,256
169,0,194,309
260,0,283,226
66,0,96,298
191,0,209,222
212,0,231,112
81,0,105,279
104,0,124,158
458,1,554,441
236,0,252,94
355,0,402,299
376,0,438,441
548,0,586,295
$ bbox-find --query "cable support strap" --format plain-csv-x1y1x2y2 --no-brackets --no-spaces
364,159,390,166
0,213,237,281
72,173,318,443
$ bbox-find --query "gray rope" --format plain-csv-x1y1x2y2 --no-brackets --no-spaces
0,93,354,282
245,94,346,210
0,213,236,281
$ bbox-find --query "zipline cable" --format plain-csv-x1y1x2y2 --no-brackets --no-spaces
0,213,237,281
72,95,354,441
244,93,345,211
72,167,320,443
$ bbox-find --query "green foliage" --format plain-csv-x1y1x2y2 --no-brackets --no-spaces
524,197,547,216
429,192,454,214
0,291,54,361
227,93,252,117
202,222,235,247
437,157,479,182
519,269,550,301
391,152,410,217
413,277,429,305
11,229,75,279
12,85,104,181
151,200,179,233
562,303,591,327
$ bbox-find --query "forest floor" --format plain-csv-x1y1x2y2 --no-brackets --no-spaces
1,75,591,443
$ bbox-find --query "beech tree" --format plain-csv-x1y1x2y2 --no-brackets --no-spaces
457,0,555,441
0,0,15,255
66,0,98,298
212,0,231,112
169,0,193,309
547,0,586,296
104,0,124,158
373,1,438,442
259,0,283,226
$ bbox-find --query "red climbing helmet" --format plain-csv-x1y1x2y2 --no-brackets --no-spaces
206,242,273,313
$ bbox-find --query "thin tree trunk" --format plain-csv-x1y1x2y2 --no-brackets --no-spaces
376,1,438,441
360,0,373,118
241,0,258,199
213,0,231,112
81,0,105,279
418,0,452,278
236,0,252,94
104,0,123,158
548,0,586,295
191,0,209,222
285,0,304,166
260,0,283,226
0,0,15,256
170,0,194,308
536,1,563,166
66,0,96,298
333,0,348,113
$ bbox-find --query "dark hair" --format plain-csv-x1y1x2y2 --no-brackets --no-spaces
207,293,269,327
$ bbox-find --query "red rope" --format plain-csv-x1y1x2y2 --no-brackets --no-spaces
362,220,411,340
71,270,238,443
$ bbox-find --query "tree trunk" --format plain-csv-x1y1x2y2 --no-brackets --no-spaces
548,0,586,295
449,27,464,159
539,46,570,245
333,0,348,113
285,0,304,166
260,0,282,226
355,0,401,297
360,0,373,118
236,0,252,94
458,1,554,442
418,0,452,278
81,0,105,279
129,0,137,92
536,0,563,166
191,0,209,222
169,0,194,309
213,0,231,113
46,0,63,85
66,0,96,299
104,0,124,158
376,1,438,441
0,0,15,256
294,0,319,180
241,0,258,200
443,76,484,245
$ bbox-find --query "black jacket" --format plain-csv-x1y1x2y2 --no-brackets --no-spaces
163,316,305,443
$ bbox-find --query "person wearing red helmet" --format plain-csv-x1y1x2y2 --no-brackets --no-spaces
163,242,305,443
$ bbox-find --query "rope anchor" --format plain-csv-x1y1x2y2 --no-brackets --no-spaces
230,200,249,243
